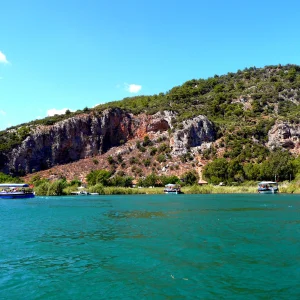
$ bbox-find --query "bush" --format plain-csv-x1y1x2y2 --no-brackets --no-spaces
143,159,151,167
88,183,105,194
86,170,112,186
182,170,198,185
47,179,66,196
150,147,157,156
107,156,115,165
129,157,139,165
157,154,166,163
34,182,50,196
143,135,152,147
0,172,22,183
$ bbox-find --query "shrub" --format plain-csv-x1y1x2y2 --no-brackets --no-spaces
86,170,112,186
34,182,50,196
129,157,139,165
88,183,105,194
47,179,66,196
117,154,123,163
143,159,151,167
107,156,115,165
181,170,198,185
150,147,157,156
157,154,166,163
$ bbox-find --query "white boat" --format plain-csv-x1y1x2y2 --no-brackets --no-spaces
258,181,279,194
70,190,91,196
0,183,35,199
164,184,182,194
70,186,91,196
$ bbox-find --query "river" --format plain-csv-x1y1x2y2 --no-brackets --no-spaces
0,194,299,299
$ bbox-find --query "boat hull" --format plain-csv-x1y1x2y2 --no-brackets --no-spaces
0,192,35,199
258,189,279,194
164,190,181,194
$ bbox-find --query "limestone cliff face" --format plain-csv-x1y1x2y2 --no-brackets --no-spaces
267,122,300,154
5,109,134,174
1,109,217,175
170,115,216,155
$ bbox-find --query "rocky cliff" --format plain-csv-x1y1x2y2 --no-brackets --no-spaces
171,116,216,155
5,109,133,174
1,108,217,176
267,121,300,154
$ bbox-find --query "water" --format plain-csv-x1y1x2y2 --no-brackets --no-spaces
0,194,299,299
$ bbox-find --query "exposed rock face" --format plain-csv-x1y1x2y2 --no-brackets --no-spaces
146,111,176,132
5,109,135,174
170,115,216,155
267,122,300,154
1,109,177,175
1,109,217,175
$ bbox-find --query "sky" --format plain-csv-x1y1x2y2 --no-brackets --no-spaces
1,0,300,130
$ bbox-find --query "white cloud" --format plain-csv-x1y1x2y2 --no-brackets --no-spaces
93,103,100,108
0,110,6,116
47,108,71,116
125,83,142,93
0,51,9,64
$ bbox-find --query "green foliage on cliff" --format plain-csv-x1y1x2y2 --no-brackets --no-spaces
95,64,300,122
1,64,300,178
2,64,300,154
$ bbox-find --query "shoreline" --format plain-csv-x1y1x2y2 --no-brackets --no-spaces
33,183,300,196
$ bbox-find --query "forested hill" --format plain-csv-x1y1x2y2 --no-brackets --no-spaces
1,64,300,183
98,64,300,121
3,64,300,131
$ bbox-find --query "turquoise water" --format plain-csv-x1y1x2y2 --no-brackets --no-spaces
0,194,299,299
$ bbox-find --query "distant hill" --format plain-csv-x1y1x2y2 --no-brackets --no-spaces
1,64,300,184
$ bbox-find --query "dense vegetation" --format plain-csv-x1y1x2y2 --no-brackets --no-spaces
1,64,300,186
1,64,300,153
0,172,22,183
203,151,300,184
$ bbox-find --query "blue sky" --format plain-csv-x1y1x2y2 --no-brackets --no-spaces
1,0,300,130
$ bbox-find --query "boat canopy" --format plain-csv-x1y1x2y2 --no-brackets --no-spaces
0,183,29,188
258,181,277,185
165,183,179,187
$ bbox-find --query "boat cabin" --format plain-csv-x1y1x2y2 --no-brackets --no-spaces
257,181,279,194
164,183,181,194
0,183,35,199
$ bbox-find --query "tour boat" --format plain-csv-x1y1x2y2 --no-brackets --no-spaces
70,190,91,196
164,184,182,194
0,183,35,199
257,181,279,194
70,186,91,196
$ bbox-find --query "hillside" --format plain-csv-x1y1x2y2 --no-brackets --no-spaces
1,64,300,184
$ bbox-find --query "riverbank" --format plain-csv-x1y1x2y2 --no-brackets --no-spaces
32,180,300,196
95,182,300,195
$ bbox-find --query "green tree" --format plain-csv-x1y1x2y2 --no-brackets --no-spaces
243,163,261,180
140,173,158,187
203,158,229,184
86,170,112,186
182,170,198,185
260,150,295,181
160,175,179,185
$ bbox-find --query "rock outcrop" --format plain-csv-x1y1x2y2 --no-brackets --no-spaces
1,109,177,175
267,122,300,154
0,108,218,175
170,115,216,155
5,109,134,174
